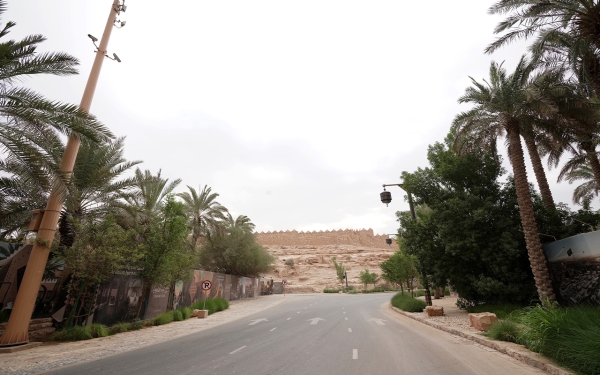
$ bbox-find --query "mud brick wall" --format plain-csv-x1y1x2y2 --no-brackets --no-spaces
254,229,390,249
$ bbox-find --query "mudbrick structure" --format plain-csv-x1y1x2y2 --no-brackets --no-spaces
256,229,396,293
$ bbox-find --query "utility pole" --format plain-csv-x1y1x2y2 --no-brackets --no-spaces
345,271,348,290
0,0,126,347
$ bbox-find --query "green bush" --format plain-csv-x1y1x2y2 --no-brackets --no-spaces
484,320,520,343
323,289,340,293
172,309,184,321
177,307,191,320
512,305,600,375
190,298,229,315
214,298,229,312
347,290,360,294
391,292,426,312
109,322,129,335
52,326,93,341
128,320,144,330
153,311,174,325
89,324,108,338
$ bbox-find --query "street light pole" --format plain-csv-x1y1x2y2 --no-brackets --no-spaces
0,0,125,347
380,183,432,307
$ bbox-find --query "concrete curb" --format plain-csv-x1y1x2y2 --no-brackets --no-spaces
388,304,574,375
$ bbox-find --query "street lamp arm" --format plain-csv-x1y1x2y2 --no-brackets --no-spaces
381,183,416,220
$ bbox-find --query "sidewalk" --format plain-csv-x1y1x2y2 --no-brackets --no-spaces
0,296,285,375
389,295,574,375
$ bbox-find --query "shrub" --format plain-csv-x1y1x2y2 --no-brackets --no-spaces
172,309,184,321
285,259,294,267
52,326,93,341
109,322,129,335
153,311,174,325
214,298,229,312
128,320,144,331
323,289,340,293
484,320,520,343
391,292,426,312
466,303,524,320
177,307,191,320
89,324,108,338
190,298,229,315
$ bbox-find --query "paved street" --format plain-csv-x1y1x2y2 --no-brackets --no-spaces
44,293,546,375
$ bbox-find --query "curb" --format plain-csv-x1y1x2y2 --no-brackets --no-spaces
388,304,574,375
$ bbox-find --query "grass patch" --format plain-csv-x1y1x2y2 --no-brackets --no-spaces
323,289,341,293
128,320,144,331
153,311,174,325
484,320,520,343
511,305,600,375
391,292,427,312
177,307,191,320
466,303,524,320
89,324,108,338
109,322,129,335
172,309,184,321
51,326,93,341
190,298,229,316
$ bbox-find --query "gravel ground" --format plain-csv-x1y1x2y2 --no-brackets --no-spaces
407,294,480,333
0,296,285,375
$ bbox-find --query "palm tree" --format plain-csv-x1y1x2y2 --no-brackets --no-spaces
116,169,181,228
561,164,598,204
486,1,600,96
177,185,228,251
0,0,112,188
226,213,256,234
451,57,559,302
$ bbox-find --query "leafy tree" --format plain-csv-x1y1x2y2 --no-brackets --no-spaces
359,269,378,288
199,227,274,277
135,196,194,318
331,257,346,285
400,139,538,304
226,213,255,234
380,251,417,296
451,58,560,301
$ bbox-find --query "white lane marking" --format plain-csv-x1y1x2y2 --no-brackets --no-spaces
353,349,358,359
345,317,348,320
368,318,386,326
287,318,291,320
304,308,307,309
248,318,268,325
343,312,346,314
307,318,325,325
229,346,247,354
270,327,277,332
348,328,352,332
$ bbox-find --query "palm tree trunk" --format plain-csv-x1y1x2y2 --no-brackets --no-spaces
580,141,600,191
523,136,555,211
506,123,556,302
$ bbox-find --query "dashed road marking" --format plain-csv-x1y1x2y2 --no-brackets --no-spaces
353,349,358,359
270,327,277,332
348,328,352,332
287,318,291,320
345,317,348,320
229,346,247,354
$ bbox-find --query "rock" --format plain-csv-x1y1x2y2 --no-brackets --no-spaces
197,310,209,319
305,257,319,264
425,306,444,317
469,312,498,331
191,309,201,317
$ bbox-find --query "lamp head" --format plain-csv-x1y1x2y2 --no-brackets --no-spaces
88,34,98,43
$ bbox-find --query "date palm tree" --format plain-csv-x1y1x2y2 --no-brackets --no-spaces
561,163,598,204
451,57,560,302
0,0,112,190
177,185,229,251
226,213,256,234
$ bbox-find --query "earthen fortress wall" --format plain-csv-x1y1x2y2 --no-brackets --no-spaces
255,229,390,249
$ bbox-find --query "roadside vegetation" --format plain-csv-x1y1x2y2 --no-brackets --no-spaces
391,292,426,313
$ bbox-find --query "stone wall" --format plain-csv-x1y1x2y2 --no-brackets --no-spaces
255,228,390,249
549,259,600,305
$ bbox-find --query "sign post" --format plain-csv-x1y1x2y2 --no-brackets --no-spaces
282,280,287,297
201,280,212,310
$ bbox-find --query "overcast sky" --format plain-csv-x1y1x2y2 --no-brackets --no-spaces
7,1,586,236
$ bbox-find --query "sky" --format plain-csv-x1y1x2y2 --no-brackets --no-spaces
6,1,585,236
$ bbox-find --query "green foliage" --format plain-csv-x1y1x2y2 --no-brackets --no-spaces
323,289,341,293
178,307,191,320
199,227,275,277
153,312,174,326
331,257,346,285
52,326,93,341
89,324,108,338
400,140,537,304
284,259,294,267
358,269,378,288
380,251,417,294
128,320,144,331
484,320,521,343
391,292,426,312
172,309,184,321
190,298,229,315
109,322,130,335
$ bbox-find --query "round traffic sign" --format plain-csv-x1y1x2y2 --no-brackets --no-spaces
201,280,212,291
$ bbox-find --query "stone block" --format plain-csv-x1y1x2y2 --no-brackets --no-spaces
191,309,201,318
469,312,498,331
425,306,444,317
197,310,209,319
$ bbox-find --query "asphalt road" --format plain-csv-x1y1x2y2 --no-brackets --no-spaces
44,293,546,375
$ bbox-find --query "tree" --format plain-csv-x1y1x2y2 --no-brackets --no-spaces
226,213,255,234
359,269,378,288
331,257,346,286
199,227,274,277
451,58,558,302
562,164,598,205
177,185,228,251
135,196,194,318
380,251,417,296
0,0,112,195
